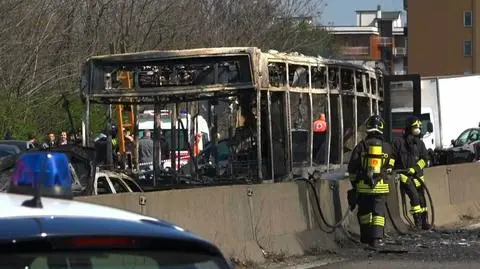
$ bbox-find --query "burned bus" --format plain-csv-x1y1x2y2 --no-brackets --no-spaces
80,47,383,186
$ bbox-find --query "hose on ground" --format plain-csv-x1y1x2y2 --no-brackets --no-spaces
385,199,407,236
295,177,360,244
296,177,350,229
423,180,435,227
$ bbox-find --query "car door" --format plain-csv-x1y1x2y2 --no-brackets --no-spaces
450,129,472,163
466,129,480,159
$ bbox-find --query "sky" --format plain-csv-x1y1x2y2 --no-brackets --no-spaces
320,0,404,26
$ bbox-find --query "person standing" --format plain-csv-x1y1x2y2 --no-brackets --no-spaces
43,133,57,148
348,115,395,248
392,116,431,230
58,131,69,146
138,130,154,164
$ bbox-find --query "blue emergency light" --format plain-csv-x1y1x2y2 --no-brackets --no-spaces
8,151,73,200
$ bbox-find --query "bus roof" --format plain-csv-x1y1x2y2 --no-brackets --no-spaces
86,46,376,72
86,47,259,62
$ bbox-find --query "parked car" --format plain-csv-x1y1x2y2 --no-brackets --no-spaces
0,140,34,151
0,144,21,158
93,170,144,195
434,127,480,165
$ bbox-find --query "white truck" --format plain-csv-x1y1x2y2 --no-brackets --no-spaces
391,74,480,165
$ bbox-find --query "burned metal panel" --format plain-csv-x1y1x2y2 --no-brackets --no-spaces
308,66,313,167
256,89,263,181
87,55,254,95
270,91,289,179
261,91,274,181
288,62,311,169
342,92,355,164
290,91,311,167
325,66,332,168
285,64,293,174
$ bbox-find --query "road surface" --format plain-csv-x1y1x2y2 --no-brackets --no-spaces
311,227,480,269
315,260,480,269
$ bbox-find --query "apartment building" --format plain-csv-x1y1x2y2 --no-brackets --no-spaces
407,0,480,76
328,6,407,75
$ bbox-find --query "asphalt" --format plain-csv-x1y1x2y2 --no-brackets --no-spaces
314,260,480,269
307,227,480,269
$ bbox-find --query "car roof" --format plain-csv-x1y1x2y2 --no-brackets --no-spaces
0,144,21,152
0,140,28,143
0,140,32,151
0,192,156,222
0,144,19,149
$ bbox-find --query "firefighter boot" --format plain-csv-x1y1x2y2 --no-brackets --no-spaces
421,212,431,230
359,224,371,244
413,213,422,230
369,238,385,249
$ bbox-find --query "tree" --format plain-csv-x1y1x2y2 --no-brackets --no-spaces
0,0,332,139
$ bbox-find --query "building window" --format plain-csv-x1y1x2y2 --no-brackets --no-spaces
464,41,472,57
464,11,472,27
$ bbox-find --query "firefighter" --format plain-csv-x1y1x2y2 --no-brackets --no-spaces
347,115,395,247
392,116,431,230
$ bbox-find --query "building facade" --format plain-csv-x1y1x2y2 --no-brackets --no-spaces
408,0,480,76
328,6,407,75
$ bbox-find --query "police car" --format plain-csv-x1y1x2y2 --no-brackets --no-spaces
0,151,232,269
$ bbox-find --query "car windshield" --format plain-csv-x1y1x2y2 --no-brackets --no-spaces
0,251,225,269
124,179,142,192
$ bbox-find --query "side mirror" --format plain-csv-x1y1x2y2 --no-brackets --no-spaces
451,139,455,146
427,122,433,133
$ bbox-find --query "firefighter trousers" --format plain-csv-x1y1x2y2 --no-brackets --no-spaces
357,194,386,243
400,179,427,215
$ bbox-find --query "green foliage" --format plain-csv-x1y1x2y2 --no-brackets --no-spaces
0,0,332,140
0,92,105,141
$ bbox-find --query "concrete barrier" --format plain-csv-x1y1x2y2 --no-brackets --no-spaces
76,162,480,262
77,180,352,263
422,162,480,226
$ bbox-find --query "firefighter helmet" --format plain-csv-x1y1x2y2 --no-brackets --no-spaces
365,115,385,135
405,116,422,136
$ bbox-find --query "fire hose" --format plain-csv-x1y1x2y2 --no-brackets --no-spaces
394,169,435,230
294,168,435,245
295,174,360,243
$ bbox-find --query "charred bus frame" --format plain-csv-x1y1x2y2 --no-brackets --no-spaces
80,47,383,185
261,51,383,179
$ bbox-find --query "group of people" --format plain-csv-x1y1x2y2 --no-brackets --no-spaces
3,131,72,149
39,131,71,148
348,114,430,249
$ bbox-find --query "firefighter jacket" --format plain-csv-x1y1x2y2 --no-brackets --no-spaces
392,135,429,188
348,136,395,194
